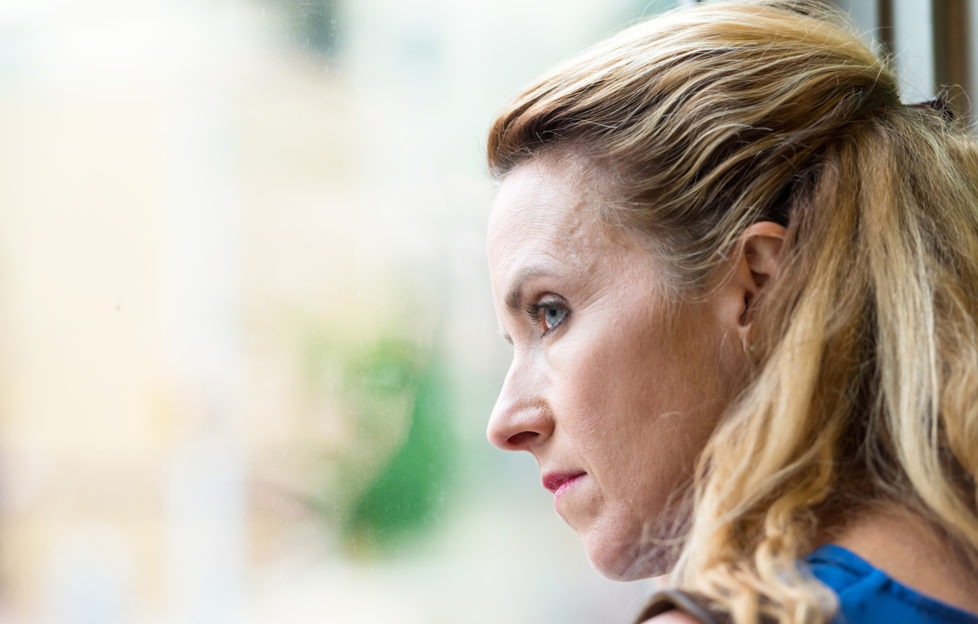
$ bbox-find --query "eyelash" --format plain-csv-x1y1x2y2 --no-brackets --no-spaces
525,297,569,337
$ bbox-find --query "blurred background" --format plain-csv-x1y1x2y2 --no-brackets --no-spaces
0,0,973,622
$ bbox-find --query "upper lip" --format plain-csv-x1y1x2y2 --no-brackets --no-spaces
542,471,586,493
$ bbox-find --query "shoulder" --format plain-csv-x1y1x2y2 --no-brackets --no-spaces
632,589,729,624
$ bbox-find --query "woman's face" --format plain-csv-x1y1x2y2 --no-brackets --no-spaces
486,157,744,580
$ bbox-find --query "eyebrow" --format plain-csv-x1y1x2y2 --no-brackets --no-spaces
504,266,553,313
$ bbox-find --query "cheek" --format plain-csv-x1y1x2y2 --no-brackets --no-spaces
540,334,619,456
544,297,733,453
561,308,730,468
545,321,673,455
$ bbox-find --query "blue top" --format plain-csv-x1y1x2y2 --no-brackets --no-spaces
805,544,978,624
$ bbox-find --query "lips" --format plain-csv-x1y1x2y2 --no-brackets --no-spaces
542,472,586,495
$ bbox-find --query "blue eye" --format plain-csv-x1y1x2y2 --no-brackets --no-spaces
527,298,568,336
542,305,566,332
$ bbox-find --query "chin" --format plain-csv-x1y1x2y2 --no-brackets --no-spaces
582,507,690,581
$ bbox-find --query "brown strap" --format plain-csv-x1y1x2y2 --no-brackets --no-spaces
632,589,731,624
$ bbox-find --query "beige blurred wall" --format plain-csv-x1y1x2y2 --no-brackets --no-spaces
0,0,653,622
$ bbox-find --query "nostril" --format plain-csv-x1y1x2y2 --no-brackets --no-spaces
506,431,539,448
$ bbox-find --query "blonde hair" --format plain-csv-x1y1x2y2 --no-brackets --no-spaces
487,1,978,622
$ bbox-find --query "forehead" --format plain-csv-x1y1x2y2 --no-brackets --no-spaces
487,158,610,273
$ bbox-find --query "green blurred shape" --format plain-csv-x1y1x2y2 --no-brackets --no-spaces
340,342,454,554
342,338,419,398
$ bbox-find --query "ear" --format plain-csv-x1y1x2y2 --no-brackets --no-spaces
714,221,787,342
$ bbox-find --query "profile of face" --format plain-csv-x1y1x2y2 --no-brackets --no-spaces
486,156,779,580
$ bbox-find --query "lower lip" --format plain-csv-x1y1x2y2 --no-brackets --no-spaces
553,474,585,505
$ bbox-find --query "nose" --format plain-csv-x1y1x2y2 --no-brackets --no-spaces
487,357,553,451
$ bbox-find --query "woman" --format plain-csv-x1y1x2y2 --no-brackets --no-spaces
484,1,978,623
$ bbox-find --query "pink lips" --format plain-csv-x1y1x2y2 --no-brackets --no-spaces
542,472,586,501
